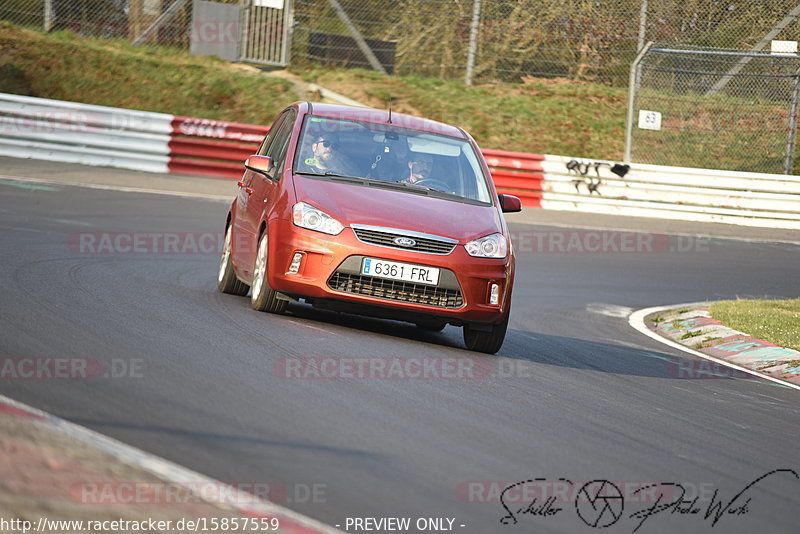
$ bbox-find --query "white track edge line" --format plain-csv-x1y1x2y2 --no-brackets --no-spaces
628,303,800,392
0,393,345,534
0,174,231,202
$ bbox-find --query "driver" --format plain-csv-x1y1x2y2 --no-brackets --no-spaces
303,134,359,176
400,152,434,184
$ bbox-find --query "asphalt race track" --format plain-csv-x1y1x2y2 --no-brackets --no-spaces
1,161,800,533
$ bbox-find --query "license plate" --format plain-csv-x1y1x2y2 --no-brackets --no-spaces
361,258,440,285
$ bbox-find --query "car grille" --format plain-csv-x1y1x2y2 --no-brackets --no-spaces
328,273,464,309
353,227,456,255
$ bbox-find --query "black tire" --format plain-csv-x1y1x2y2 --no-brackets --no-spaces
250,232,288,314
217,224,249,296
463,313,509,354
415,319,447,332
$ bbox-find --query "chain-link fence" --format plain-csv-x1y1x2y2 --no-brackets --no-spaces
5,1,800,173
291,0,800,86
0,0,241,48
628,46,800,174
5,1,800,85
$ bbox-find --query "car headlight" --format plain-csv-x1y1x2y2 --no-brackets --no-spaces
465,233,507,258
292,202,344,235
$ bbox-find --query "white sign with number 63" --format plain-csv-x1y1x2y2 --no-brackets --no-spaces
638,110,662,131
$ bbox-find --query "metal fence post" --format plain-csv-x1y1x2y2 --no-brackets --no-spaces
637,0,648,52
624,41,653,163
784,70,800,175
43,0,53,32
707,3,800,96
326,0,387,75
281,0,294,66
132,0,190,46
464,0,482,86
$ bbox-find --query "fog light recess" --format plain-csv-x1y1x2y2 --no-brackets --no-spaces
288,252,304,274
489,283,500,306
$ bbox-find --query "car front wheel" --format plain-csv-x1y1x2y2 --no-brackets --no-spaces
463,313,509,354
218,225,249,296
250,232,288,314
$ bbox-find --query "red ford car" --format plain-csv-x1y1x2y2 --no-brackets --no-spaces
217,102,520,353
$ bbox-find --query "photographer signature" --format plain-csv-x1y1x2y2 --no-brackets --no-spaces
499,469,798,532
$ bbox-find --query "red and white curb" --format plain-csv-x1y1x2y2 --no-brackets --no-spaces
0,393,344,534
629,303,800,391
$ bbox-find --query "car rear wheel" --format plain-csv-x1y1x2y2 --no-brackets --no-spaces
218,225,249,296
463,313,509,354
251,232,288,314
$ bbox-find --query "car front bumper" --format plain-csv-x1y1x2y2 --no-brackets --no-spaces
266,219,513,325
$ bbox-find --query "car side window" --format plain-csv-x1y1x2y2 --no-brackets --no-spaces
264,109,297,177
257,109,292,157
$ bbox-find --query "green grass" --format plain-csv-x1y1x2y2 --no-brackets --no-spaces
0,23,295,123
0,23,627,159
709,298,800,351
0,22,796,170
291,65,628,159
679,329,705,340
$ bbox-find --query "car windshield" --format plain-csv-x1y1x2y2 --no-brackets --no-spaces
293,115,493,204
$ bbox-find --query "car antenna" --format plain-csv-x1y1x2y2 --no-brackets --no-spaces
387,98,393,124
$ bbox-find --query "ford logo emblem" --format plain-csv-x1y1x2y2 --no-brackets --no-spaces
393,237,417,248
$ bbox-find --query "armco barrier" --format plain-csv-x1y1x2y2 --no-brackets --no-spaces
541,155,800,229
1,93,798,229
482,148,544,208
168,116,267,179
0,93,172,173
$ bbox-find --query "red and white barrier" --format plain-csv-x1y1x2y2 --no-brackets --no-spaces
168,116,268,179
1,93,798,229
482,148,544,208
0,93,172,173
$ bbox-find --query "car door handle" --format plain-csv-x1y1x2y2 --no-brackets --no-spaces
237,181,254,195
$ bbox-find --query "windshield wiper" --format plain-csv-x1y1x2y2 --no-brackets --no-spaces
389,180,439,192
295,170,437,194
295,170,364,181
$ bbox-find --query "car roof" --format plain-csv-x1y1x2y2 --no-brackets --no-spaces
300,102,466,139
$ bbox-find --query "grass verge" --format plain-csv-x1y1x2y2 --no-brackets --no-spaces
709,298,800,351
0,23,627,159
0,22,295,123
292,66,627,158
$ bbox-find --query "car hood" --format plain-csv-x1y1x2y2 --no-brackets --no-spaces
292,174,504,243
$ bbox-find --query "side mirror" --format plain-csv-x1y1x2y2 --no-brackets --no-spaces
498,194,522,213
244,155,273,176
